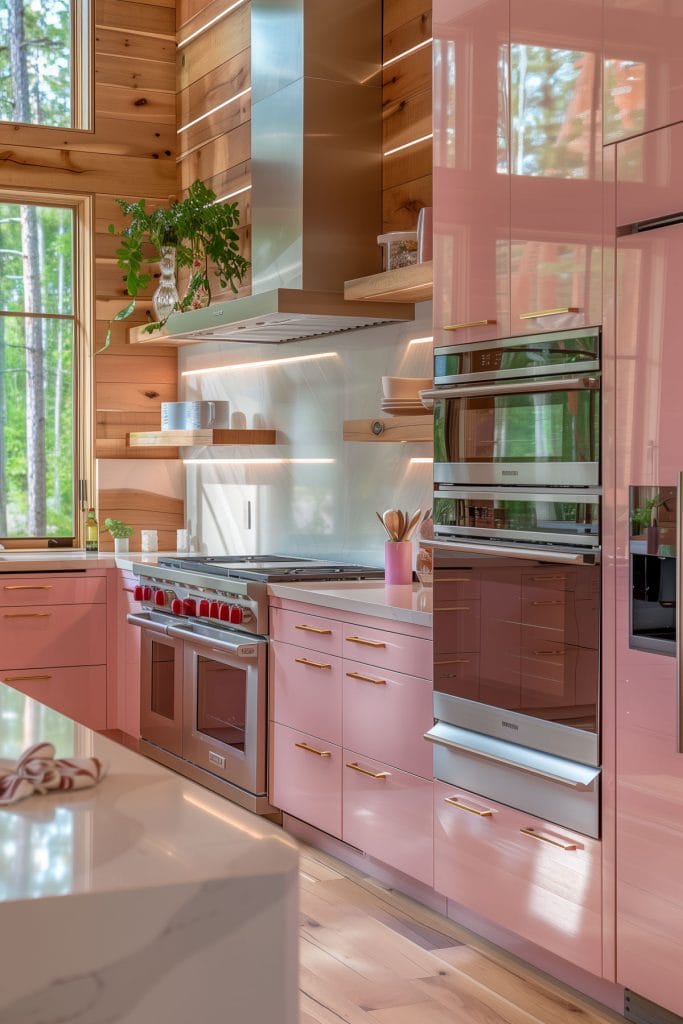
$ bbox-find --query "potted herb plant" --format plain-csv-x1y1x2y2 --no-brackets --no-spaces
104,518,134,553
104,179,250,347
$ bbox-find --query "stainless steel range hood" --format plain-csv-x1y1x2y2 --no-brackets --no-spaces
164,0,415,343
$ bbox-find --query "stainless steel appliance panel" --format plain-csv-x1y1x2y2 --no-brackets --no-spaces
139,624,183,757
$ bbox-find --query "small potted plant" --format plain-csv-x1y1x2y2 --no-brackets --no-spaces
104,518,134,554
104,179,250,348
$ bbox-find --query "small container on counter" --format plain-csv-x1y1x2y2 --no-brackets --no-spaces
377,231,418,271
141,530,158,553
384,540,413,586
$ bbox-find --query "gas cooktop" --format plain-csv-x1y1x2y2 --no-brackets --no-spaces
156,554,385,583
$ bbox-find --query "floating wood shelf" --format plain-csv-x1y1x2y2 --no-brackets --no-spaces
344,261,433,304
127,324,196,346
342,416,433,443
127,428,277,448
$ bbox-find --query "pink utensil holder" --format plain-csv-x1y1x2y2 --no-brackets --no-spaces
384,541,413,585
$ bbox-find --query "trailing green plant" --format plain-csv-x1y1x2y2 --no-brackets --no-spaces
632,493,669,530
104,518,134,540
103,179,250,348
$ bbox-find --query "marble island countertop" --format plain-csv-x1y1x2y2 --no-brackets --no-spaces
0,684,299,1023
267,579,433,627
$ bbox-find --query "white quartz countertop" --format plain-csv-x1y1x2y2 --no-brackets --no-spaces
267,579,433,627
0,550,192,573
0,684,298,904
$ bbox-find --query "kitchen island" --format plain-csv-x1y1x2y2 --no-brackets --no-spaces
0,683,299,1024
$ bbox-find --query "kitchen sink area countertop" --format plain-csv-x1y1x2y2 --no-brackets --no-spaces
0,684,299,1024
267,579,433,627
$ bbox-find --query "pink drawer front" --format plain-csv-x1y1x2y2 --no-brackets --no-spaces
270,606,342,657
2,665,107,730
270,639,342,744
269,722,342,838
434,782,602,975
0,574,106,607
342,624,432,679
0,603,107,669
343,750,434,885
343,659,432,777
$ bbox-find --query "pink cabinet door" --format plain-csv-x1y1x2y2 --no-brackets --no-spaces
509,0,603,335
270,639,342,744
433,0,510,346
270,606,341,657
343,751,433,885
0,603,107,669
1,665,107,730
0,575,106,606
342,624,432,679
434,781,602,975
342,659,433,778
270,723,342,838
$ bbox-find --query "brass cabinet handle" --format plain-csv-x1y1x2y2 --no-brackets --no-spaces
520,826,578,851
443,319,497,331
435,658,471,665
346,671,387,685
346,761,390,780
519,307,580,319
444,795,494,817
345,636,386,648
532,648,567,656
3,584,53,590
295,657,332,670
529,575,567,582
295,741,331,758
4,674,52,682
434,606,470,612
295,624,332,635
3,612,52,618
440,577,473,583
531,600,563,606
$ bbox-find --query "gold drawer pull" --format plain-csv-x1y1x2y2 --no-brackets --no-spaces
346,671,386,685
519,307,580,320
532,648,566,656
295,657,332,670
435,658,471,666
3,612,52,618
443,319,497,331
435,606,470,612
345,636,386,648
295,741,331,758
5,674,52,682
520,827,578,851
531,600,563,606
346,761,390,780
295,624,332,635
444,796,494,817
441,577,473,583
3,585,53,591
529,575,566,582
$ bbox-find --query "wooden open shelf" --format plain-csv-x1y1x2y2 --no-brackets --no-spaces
128,428,277,448
342,416,433,443
344,261,433,304
127,324,195,346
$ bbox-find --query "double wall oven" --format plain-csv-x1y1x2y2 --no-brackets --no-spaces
423,327,602,838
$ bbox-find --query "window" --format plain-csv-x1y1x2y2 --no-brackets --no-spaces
0,191,92,546
0,0,91,130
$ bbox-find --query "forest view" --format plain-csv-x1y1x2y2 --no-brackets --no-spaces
0,0,75,538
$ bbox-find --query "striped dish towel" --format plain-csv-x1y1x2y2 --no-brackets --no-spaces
0,742,106,806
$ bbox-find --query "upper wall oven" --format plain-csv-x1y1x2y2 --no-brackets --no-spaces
423,327,601,488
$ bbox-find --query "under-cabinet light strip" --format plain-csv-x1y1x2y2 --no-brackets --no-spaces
382,38,433,70
182,351,338,377
410,458,433,464
384,133,434,158
183,458,336,465
178,88,251,135
178,0,247,49
408,336,433,346
213,184,252,205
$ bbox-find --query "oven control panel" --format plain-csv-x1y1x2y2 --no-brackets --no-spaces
133,582,259,634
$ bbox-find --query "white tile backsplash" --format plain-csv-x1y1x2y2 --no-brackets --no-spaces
180,301,433,565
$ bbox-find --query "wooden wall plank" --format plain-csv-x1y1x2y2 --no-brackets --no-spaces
177,49,250,126
96,0,176,37
0,145,175,196
384,0,430,35
383,138,432,191
0,119,175,159
177,95,251,158
178,122,251,189
383,47,432,106
383,87,432,151
98,489,184,551
384,11,432,61
95,83,176,122
96,381,177,412
383,173,432,232
177,0,233,36
95,27,176,61
177,5,250,90
95,53,177,92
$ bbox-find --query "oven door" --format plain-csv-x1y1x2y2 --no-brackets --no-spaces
139,621,184,757
426,375,600,487
179,629,267,795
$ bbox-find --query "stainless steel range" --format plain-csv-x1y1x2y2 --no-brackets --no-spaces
127,555,384,813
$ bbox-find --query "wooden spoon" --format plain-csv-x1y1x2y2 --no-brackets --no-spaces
376,511,394,540
403,508,424,542
382,509,401,541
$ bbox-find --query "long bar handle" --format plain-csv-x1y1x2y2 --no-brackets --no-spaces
443,318,497,331
3,585,53,591
531,600,563,606
423,538,599,566
444,796,494,817
421,376,599,401
346,671,387,685
295,624,332,635
345,636,386,648
295,741,331,758
519,827,578,851
678,471,683,753
345,761,390,780
295,657,333,670
532,648,567,656
4,674,52,683
519,307,580,320
3,612,52,618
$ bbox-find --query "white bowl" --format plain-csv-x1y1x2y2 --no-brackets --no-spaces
381,376,432,400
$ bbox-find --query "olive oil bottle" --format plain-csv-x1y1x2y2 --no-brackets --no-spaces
85,507,99,551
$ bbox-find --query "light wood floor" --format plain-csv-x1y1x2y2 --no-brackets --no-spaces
298,844,624,1024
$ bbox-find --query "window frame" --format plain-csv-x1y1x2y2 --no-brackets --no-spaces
0,187,93,549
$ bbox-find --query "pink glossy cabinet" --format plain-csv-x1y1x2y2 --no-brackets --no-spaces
509,0,603,334
117,571,142,738
614,123,683,1017
604,0,683,145
433,0,510,346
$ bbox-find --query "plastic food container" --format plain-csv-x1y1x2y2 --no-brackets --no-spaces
377,231,418,271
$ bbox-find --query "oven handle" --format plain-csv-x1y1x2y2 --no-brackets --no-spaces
421,376,599,401
423,538,600,566
126,613,169,636
166,623,261,659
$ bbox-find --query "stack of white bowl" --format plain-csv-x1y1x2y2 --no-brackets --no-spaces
381,377,433,416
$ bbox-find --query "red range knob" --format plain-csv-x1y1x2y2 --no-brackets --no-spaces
154,590,166,607
183,598,197,616
219,603,231,622
229,605,243,625
134,585,143,601
142,586,152,601
171,598,183,615
209,601,220,619
198,599,210,617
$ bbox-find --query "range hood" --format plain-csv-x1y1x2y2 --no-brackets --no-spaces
164,0,415,343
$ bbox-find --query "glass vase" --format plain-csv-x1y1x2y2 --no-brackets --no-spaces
153,245,180,322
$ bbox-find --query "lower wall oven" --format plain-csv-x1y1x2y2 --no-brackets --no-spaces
425,541,601,838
